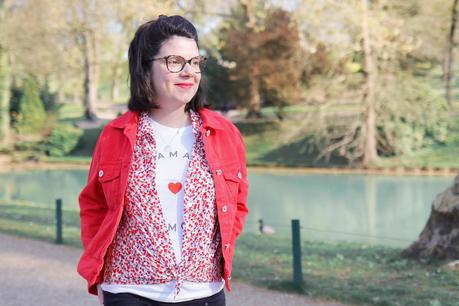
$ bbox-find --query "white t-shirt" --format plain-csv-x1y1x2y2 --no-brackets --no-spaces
101,116,224,302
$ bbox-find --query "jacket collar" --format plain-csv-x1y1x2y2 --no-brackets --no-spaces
108,110,138,129
198,108,225,130
108,108,224,130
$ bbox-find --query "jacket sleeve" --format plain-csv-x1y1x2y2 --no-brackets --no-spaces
79,133,109,250
232,126,249,241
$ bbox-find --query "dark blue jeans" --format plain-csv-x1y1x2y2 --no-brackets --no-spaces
102,289,225,306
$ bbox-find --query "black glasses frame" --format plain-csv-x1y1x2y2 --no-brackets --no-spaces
151,55,207,73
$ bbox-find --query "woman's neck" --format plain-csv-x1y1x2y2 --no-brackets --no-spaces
148,106,192,128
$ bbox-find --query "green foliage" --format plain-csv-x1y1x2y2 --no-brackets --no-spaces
14,140,45,152
10,82,59,121
202,53,232,110
45,123,83,157
377,75,449,156
16,76,47,134
40,82,60,114
286,74,450,164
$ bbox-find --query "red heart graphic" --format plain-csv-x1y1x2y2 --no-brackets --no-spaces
168,182,182,194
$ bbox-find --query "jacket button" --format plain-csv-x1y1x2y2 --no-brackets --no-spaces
216,169,222,176
206,129,211,137
224,243,230,250
222,205,228,212
237,171,242,179
98,170,104,177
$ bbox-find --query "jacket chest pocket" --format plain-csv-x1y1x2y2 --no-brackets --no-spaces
98,162,122,209
221,163,241,205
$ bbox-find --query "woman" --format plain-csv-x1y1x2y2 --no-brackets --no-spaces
77,15,249,306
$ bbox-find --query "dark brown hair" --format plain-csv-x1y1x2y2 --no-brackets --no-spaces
127,15,208,112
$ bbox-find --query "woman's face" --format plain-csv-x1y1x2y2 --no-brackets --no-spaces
151,35,201,110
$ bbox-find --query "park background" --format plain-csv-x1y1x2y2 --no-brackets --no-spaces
0,1,459,305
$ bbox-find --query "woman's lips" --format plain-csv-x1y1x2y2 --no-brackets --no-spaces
175,83,193,89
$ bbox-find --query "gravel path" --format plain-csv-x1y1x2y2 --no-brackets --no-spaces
0,233,350,306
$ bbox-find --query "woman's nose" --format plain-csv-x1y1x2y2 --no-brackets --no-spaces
181,62,196,75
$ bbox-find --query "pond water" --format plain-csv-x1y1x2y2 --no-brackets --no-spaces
0,168,453,247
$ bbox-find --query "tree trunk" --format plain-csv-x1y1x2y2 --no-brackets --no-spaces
0,47,11,148
445,0,459,109
246,77,262,119
110,39,126,104
402,174,459,260
361,0,378,166
82,31,98,120
110,65,120,103
0,2,11,148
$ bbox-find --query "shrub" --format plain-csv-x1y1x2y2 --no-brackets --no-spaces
14,140,45,152
377,74,449,155
45,123,83,157
16,75,47,134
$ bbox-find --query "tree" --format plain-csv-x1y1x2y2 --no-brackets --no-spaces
65,0,112,120
403,175,459,260
361,0,378,165
0,48,11,147
16,75,47,134
289,0,449,165
0,0,12,148
2,0,82,111
105,0,176,103
3,0,177,120
445,0,459,109
219,2,303,118
65,0,177,117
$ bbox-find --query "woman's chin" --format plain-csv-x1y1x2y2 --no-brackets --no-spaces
173,95,195,106
156,97,193,109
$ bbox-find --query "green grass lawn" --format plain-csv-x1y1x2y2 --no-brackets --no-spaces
1,200,458,306
235,235,459,306
58,103,85,120
0,200,81,245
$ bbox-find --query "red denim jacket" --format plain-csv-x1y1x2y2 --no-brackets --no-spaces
77,108,249,295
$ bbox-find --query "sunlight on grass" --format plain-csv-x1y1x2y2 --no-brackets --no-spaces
58,103,84,120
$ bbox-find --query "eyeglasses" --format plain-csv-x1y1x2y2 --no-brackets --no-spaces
151,55,207,73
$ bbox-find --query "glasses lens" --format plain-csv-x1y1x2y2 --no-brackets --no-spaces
166,55,207,73
167,56,185,72
196,56,207,73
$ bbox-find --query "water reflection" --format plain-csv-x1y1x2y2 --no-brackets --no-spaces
245,172,452,247
0,170,87,210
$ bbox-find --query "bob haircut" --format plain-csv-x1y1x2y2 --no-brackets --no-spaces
127,15,209,113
